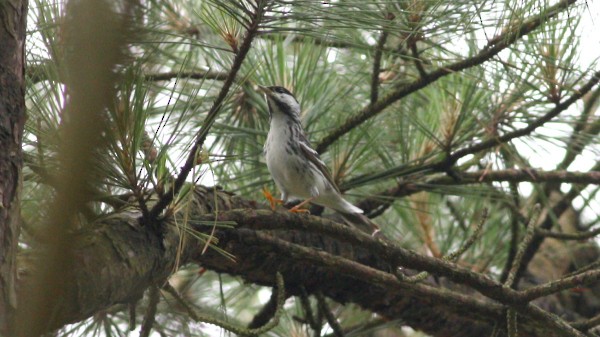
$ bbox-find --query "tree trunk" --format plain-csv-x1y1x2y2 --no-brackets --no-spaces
0,0,28,334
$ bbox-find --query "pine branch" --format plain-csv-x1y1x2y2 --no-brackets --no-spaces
355,168,600,217
344,70,600,194
147,0,268,224
448,70,600,164
315,0,578,154
558,86,600,170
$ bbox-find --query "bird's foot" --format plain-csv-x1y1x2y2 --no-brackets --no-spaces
262,187,283,211
288,198,313,213
289,205,311,213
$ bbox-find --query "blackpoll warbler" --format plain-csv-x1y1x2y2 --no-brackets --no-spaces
258,85,380,234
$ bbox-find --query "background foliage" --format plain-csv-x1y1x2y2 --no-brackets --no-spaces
19,0,600,336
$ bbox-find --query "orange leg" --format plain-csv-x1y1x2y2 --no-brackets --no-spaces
289,198,314,213
262,187,283,211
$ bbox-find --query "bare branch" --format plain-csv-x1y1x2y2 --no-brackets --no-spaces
370,28,389,105
535,226,600,240
505,205,541,288
139,286,159,337
315,292,344,337
571,312,600,331
516,269,600,302
145,70,229,82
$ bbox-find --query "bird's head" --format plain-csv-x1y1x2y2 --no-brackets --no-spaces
257,85,301,121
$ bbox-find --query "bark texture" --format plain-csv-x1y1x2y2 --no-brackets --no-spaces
18,187,599,337
0,0,28,334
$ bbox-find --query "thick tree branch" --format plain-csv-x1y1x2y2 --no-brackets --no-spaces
19,186,596,336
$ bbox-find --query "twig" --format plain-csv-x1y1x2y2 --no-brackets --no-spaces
409,39,427,79
258,32,396,54
445,208,488,262
514,187,583,282
500,207,521,284
535,226,600,240
147,1,267,226
370,29,389,105
297,287,321,332
248,281,285,329
321,318,391,337
26,67,231,85
446,200,468,231
564,259,600,278
571,312,600,331
161,283,198,319
140,286,159,337
315,0,578,154
128,302,136,331
515,269,600,302
518,304,586,337
315,292,344,337
506,309,517,337
505,205,541,288
505,180,522,282
163,272,287,336
145,70,229,82
397,208,488,283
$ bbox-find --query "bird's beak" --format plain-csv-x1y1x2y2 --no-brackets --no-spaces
257,84,271,96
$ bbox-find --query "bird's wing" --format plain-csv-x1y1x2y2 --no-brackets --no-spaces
298,138,341,194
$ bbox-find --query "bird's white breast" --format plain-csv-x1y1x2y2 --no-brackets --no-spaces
265,116,316,200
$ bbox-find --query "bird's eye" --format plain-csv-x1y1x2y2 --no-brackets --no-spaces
275,87,284,93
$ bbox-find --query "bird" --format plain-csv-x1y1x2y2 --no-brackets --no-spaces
258,84,380,234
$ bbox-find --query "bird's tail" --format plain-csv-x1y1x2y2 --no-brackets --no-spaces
340,212,381,236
